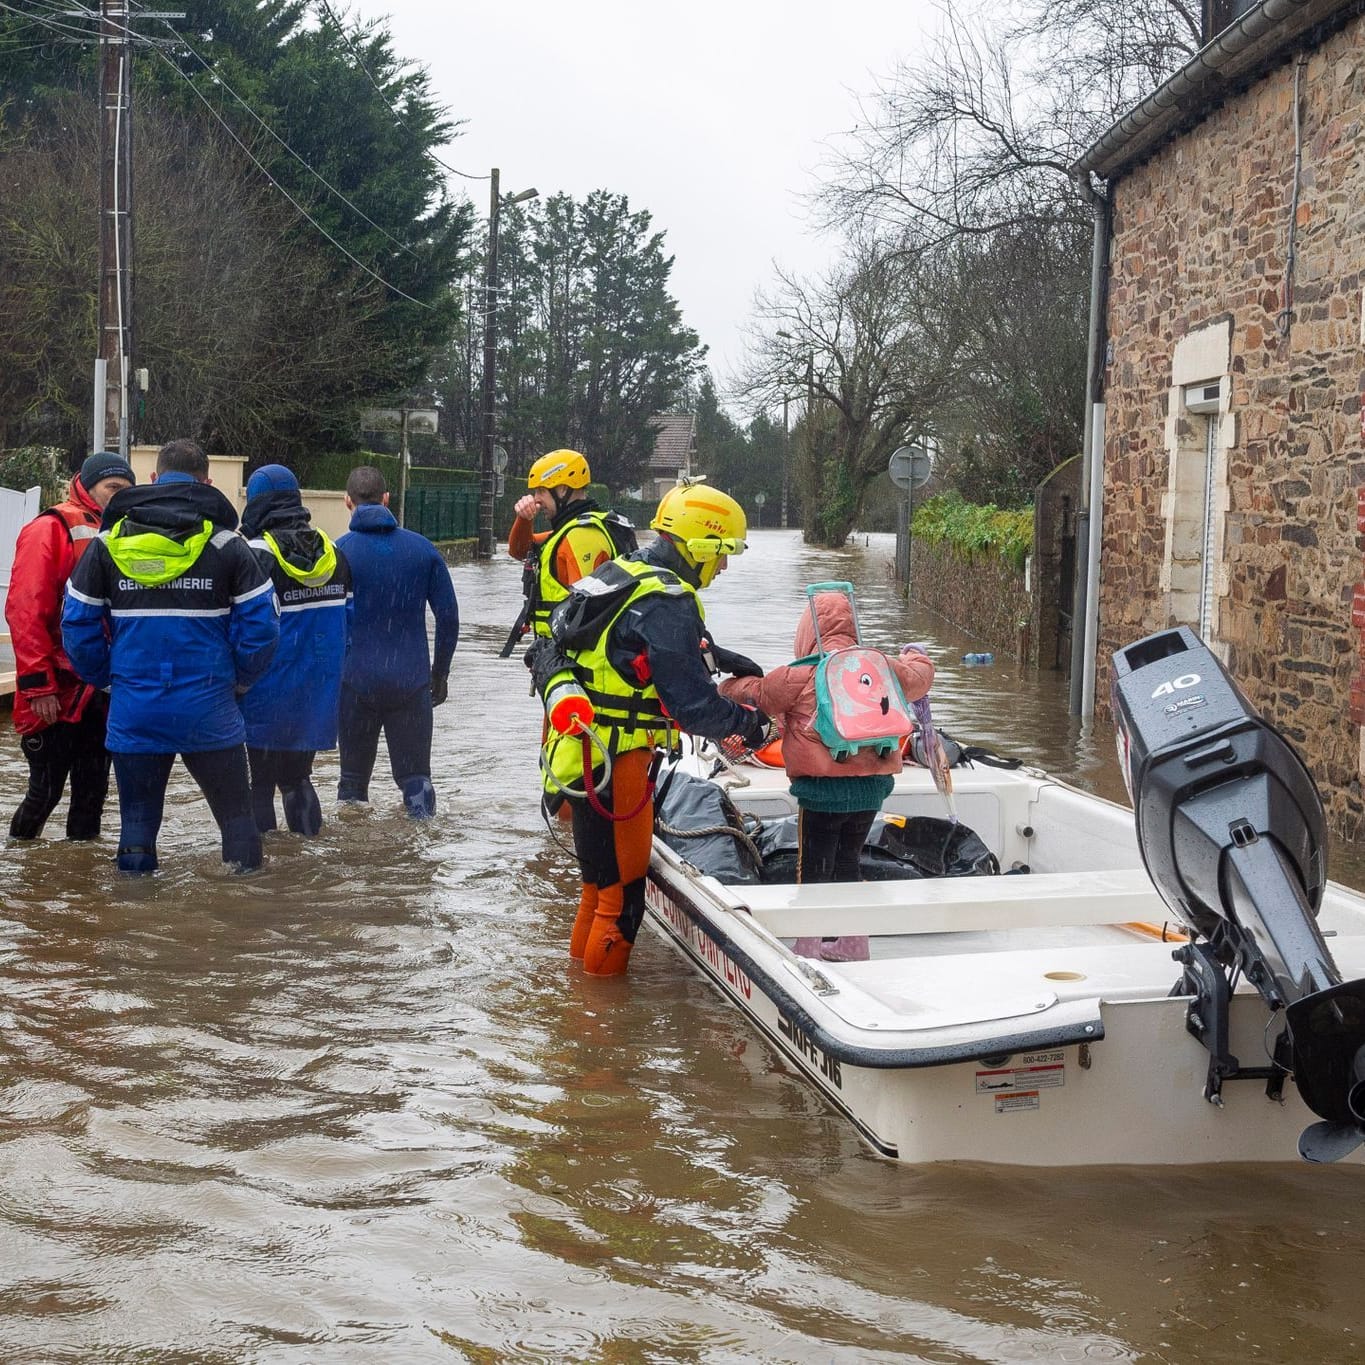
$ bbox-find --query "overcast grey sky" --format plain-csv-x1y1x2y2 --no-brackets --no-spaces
355,1,938,392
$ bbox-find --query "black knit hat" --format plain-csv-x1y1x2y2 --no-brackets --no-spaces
79,451,136,489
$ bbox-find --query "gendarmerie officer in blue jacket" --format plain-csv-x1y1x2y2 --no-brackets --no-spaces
63,439,279,874
239,464,353,837
336,465,459,818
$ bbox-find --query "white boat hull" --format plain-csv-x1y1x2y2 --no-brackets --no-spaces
645,760,1365,1167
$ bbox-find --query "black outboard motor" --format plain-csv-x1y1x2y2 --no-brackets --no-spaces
1111,626,1365,1163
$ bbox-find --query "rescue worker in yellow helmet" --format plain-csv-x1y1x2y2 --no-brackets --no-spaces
501,449,635,657
529,478,766,976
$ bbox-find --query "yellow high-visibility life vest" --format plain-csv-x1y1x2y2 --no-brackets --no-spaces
527,511,618,637
542,558,702,793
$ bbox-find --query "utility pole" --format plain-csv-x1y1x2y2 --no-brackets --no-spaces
477,168,501,560
477,171,537,559
780,395,790,529
89,2,184,457
396,407,411,528
95,0,134,459
465,276,476,452
804,354,815,529
775,329,812,533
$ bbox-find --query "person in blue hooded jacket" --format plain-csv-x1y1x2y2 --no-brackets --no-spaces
336,465,459,818
239,464,353,837
63,438,279,873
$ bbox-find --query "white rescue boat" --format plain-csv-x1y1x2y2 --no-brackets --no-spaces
644,629,1365,1167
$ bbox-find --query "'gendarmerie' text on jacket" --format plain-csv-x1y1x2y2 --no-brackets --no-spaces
62,477,279,755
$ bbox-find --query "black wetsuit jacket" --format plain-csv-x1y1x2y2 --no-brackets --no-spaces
604,538,762,741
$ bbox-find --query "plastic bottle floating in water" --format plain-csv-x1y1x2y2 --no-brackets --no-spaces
961,652,994,666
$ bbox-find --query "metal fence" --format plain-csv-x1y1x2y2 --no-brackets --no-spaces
612,499,655,532
405,484,480,542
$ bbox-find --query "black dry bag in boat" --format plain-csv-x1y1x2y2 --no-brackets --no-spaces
752,812,998,883
653,769,762,885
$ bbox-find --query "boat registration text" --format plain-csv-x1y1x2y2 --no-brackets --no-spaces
646,878,753,1000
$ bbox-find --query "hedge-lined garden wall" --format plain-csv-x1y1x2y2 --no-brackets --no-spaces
907,494,1032,659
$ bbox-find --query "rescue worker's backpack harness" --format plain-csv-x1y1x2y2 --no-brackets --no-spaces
530,558,701,820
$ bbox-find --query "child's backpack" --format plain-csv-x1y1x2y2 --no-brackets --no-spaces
793,581,915,760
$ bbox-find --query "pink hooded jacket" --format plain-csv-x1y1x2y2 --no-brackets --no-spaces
718,592,934,779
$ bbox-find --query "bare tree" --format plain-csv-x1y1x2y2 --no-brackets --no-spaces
0,95,385,461
738,239,966,547
1016,0,1200,110
790,1,1197,507
822,0,1198,246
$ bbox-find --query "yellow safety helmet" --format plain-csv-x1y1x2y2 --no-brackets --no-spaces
527,449,591,491
651,477,747,587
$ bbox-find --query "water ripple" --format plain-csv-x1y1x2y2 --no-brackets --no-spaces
1,535,1363,1361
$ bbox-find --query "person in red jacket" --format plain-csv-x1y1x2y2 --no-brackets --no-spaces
5,451,135,839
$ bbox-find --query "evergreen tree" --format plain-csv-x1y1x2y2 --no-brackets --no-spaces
0,0,472,458
465,191,703,490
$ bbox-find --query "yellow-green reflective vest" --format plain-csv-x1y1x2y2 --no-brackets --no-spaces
262,528,338,587
529,513,617,637
104,517,213,585
543,559,702,794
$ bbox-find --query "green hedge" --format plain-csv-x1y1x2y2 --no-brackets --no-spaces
0,446,66,506
910,492,1033,571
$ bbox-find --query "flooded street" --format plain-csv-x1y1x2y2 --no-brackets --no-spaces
2,530,1363,1363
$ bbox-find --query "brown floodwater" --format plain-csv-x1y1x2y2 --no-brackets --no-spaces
2,529,1363,1363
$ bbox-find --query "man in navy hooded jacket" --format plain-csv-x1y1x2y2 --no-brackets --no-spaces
336,465,458,818
63,438,279,873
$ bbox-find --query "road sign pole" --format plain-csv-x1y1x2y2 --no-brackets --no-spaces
397,407,410,528
888,441,933,600
907,472,915,603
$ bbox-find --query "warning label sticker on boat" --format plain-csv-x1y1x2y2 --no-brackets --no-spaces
994,1090,1040,1114
975,1050,1065,1096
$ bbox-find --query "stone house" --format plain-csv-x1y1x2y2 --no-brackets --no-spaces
1074,0,1365,836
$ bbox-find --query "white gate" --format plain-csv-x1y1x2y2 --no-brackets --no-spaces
1,485,42,676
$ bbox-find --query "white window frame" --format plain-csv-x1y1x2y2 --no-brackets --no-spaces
1161,322,1233,655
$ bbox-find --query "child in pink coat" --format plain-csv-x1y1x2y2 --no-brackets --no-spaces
718,590,935,961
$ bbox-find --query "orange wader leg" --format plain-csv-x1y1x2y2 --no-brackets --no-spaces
548,709,592,958
570,883,597,961
578,747,653,977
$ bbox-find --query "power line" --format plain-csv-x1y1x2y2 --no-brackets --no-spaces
311,0,489,183
155,16,419,257
52,0,439,308
0,5,61,40
159,55,438,309
51,0,417,255
0,1,101,42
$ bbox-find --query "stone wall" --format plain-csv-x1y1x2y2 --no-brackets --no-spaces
909,540,1030,658
1100,24,1365,835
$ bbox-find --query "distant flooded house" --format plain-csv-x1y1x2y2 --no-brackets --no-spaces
642,412,696,501
1074,0,1365,836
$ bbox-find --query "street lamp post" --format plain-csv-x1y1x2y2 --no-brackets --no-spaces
804,354,814,517
477,169,538,559
776,330,817,533
780,395,790,529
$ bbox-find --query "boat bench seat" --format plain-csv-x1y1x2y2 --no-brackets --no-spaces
736,867,1165,938
832,939,1190,1019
